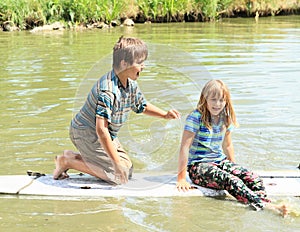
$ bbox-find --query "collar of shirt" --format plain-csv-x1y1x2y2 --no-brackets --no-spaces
112,69,129,91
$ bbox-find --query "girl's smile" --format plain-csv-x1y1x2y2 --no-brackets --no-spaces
207,96,226,116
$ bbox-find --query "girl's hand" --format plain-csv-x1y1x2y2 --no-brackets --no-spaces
176,180,191,192
164,109,180,119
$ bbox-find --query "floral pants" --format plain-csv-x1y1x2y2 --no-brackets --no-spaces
188,160,270,210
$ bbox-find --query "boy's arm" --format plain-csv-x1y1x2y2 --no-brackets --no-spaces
96,117,128,183
222,130,235,162
177,130,195,191
143,102,180,119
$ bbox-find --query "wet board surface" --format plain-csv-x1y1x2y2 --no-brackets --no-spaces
0,171,299,199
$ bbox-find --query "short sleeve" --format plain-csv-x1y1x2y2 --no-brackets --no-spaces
96,91,113,122
227,124,235,132
131,83,147,113
184,110,201,134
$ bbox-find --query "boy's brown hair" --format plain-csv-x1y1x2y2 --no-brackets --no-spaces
113,36,148,70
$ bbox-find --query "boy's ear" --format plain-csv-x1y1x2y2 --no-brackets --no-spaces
120,60,128,69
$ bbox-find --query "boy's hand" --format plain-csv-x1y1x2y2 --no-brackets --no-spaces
113,162,128,184
164,109,180,119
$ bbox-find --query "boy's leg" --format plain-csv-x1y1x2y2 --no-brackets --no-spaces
53,149,132,183
53,150,110,181
53,126,132,183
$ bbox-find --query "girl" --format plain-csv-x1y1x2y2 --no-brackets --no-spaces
176,79,288,216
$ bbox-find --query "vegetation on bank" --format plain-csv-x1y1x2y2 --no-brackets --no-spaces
0,0,299,31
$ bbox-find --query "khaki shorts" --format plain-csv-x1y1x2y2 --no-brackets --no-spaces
69,125,132,183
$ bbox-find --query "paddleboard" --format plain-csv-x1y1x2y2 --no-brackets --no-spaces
0,171,299,199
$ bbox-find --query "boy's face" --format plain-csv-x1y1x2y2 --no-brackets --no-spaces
124,59,145,81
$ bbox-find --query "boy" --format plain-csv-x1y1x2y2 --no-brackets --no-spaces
53,36,180,184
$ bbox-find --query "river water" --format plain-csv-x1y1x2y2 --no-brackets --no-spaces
0,16,300,231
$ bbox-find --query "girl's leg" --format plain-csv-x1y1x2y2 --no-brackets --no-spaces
188,162,289,216
220,160,269,201
188,162,264,210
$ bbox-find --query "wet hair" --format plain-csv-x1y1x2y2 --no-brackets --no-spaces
197,79,238,129
113,36,148,70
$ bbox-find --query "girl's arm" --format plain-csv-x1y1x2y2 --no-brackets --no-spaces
143,102,180,119
177,130,195,191
222,130,235,163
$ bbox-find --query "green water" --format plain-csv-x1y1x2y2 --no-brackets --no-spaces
1,16,300,231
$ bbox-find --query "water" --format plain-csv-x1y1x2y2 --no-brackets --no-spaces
1,16,300,231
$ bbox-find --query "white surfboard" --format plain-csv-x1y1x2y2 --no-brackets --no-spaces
0,171,299,199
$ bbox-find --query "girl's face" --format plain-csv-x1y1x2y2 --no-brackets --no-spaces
206,93,226,116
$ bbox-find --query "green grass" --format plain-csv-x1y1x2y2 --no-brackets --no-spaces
0,0,299,30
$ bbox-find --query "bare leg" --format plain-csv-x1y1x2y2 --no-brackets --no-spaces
53,150,77,179
53,150,111,182
53,155,70,179
265,202,289,217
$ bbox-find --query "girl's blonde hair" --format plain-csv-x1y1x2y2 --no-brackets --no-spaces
113,36,148,70
197,79,238,130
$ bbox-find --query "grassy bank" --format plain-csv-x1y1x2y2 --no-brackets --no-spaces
1,0,299,31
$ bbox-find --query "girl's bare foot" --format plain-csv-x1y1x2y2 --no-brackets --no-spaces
277,204,288,217
266,203,289,217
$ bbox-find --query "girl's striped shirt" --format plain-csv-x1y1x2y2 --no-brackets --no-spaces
184,109,233,164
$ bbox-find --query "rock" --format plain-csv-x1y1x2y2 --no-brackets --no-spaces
30,22,64,33
96,22,109,29
2,21,19,32
111,20,120,27
87,24,94,29
52,22,64,30
123,18,134,27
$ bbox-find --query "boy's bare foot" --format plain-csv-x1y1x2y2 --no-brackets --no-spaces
53,155,69,180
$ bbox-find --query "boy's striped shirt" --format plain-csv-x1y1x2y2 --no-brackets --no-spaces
72,70,147,139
